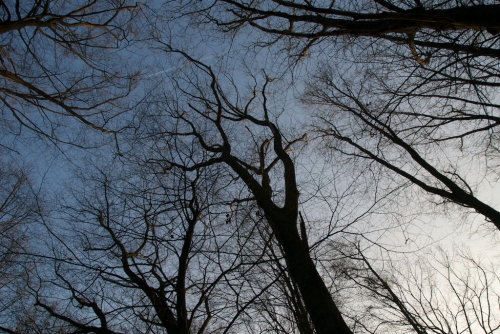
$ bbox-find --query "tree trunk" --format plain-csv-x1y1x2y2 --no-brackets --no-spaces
268,210,353,334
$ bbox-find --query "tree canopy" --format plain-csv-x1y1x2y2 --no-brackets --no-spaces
1,1,500,334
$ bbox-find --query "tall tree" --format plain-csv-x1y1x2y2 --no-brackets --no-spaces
205,0,500,231
137,47,353,333
5,157,257,333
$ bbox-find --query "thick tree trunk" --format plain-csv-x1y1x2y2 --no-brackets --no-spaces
267,210,353,334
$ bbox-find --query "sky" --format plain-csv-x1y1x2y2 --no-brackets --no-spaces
2,1,500,332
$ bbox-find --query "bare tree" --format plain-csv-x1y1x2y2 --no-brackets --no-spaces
301,63,500,231
340,245,500,334
3,2,500,333
0,0,140,148
199,0,500,231
0,159,40,331
208,0,500,62
0,149,286,334
24,165,225,333
133,46,354,333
